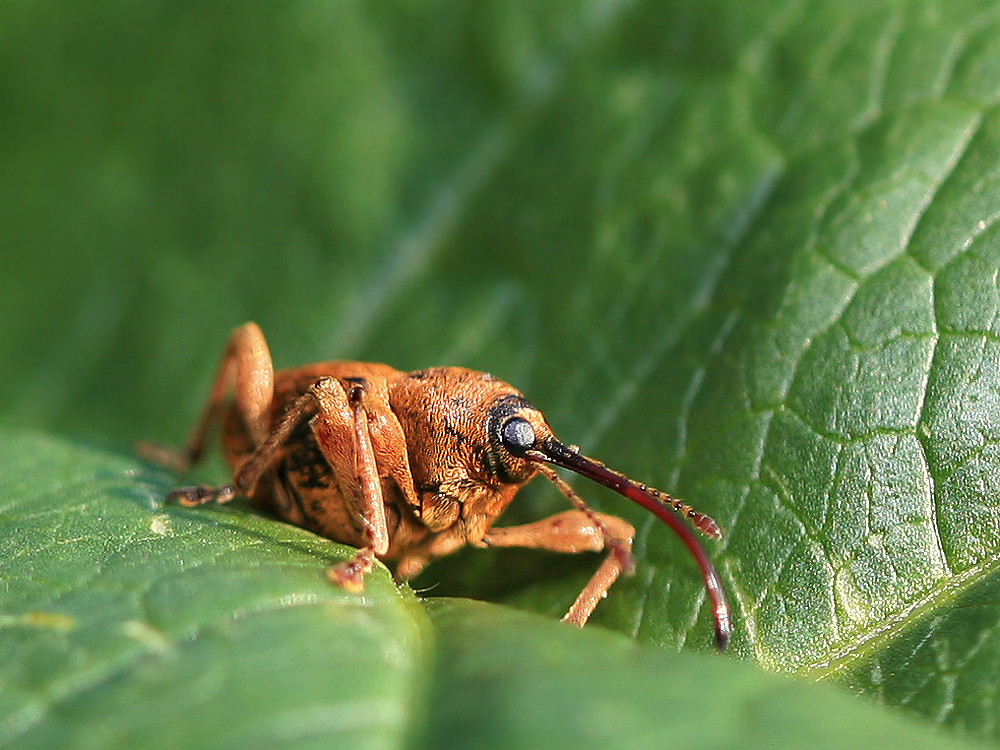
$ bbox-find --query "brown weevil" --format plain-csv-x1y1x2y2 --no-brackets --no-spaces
145,322,731,648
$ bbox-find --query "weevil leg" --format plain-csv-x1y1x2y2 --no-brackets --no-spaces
140,322,274,472
326,547,376,593
483,508,636,626
562,546,631,626
313,381,391,591
230,375,388,553
160,352,300,507
166,483,237,506
168,373,391,592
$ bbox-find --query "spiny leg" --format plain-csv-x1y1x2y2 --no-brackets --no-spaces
483,473,637,626
536,465,637,625
323,382,389,592
563,548,630,626
326,547,377,594
483,508,635,626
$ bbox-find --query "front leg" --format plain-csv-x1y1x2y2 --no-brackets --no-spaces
233,376,390,591
315,380,390,591
483,509,636,626
169,376,391,594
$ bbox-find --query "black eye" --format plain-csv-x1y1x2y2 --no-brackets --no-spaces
501,417,535,455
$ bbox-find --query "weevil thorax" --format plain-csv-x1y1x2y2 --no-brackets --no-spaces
387,367,556,529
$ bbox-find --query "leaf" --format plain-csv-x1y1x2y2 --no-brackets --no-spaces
2,0,1000,746
0,432,429,749
0,432,985,750
421,598,980,750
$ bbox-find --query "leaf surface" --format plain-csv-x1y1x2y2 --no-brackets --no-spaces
0,433,427,750
0,433,985,749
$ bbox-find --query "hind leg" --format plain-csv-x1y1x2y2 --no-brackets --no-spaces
140,322,274,476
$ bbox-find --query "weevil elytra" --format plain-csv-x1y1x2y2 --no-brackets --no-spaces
146,322,731,648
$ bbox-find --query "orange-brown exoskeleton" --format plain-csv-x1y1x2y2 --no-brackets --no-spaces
146,322,731,648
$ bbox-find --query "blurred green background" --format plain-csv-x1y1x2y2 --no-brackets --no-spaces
0,1,547,445
4,1,1000,747
0,1,784,453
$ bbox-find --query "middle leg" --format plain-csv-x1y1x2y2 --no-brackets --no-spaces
483,507,636,626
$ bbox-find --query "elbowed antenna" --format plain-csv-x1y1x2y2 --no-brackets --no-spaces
525,439,732,650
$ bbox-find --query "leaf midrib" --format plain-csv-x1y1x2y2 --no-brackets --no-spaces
800,558,996,678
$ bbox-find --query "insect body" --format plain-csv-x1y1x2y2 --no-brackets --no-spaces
150,323,731,648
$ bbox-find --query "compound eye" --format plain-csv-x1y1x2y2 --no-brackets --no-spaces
500,417,536,456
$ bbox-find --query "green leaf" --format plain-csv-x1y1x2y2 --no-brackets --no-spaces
3,0,1000,746
0,433,984,749
422,598,979,750
0,433,429,749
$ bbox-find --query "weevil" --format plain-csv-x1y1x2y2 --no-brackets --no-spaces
146,322,731,648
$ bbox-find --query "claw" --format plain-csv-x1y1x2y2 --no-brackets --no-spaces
166,484,236,507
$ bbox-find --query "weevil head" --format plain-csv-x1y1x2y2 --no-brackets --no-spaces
389,367,555,490
387,367,555,536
